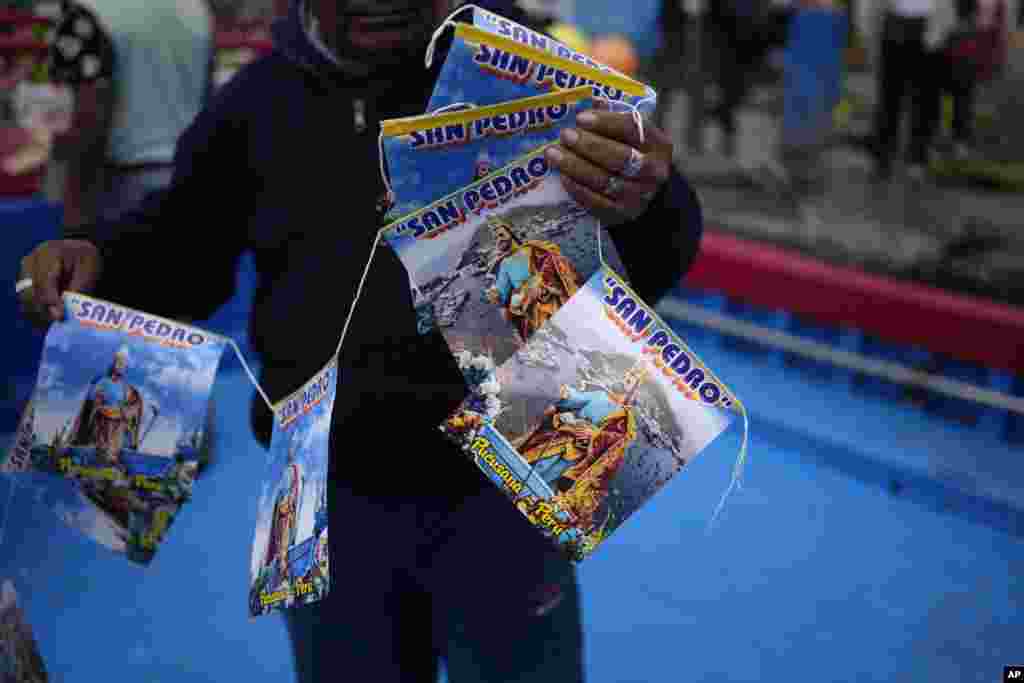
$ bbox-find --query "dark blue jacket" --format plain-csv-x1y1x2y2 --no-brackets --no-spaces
76,1,704,496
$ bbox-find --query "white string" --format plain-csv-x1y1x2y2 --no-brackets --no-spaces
429,101,477,115
706,407,749,533
225,225,383,423
227,339,274,414
378,128,393,201
424,20,454,68
596,219,605,267
631,108,646,146
630,93,658,146
379,102,477,206
334,230,384,359
425,3,484,68
597,89,657,149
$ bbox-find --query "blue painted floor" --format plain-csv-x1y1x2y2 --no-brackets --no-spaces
1,336,1021,682
0,371,293,683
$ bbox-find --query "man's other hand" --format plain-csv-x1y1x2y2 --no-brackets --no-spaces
546,102,673,227
18,239,102,327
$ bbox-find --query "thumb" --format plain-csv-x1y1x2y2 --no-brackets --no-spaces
35,254,66,322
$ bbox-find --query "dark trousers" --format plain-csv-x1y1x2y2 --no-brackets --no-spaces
905,49,980,167
934,51,979,144
873,13,935,166
282,484,583,683
947,78,976,143
708,16,785,138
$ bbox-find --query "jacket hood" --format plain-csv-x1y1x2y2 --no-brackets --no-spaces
271,1,344,79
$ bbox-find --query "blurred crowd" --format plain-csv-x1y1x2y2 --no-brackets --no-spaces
642,0,1021,188
0,0,1021,199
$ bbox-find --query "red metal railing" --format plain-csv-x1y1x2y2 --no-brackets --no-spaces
687,232,1024,374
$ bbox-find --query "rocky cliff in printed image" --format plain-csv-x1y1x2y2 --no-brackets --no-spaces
0,580,47,683
385,146,629,373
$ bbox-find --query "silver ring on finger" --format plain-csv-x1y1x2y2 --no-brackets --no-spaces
621,147,645,179
15,278,33,294
604,174,625,199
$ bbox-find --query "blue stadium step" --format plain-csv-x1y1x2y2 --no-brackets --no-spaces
659,288,1024,536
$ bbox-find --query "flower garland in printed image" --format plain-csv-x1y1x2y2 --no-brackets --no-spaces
456,349,504,420
443,350,505,450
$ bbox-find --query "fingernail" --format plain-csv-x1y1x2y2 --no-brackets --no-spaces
561,129,579,145
545,146,562,163
578,112,597,126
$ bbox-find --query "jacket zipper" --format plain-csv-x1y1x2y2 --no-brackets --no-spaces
353,98,367,134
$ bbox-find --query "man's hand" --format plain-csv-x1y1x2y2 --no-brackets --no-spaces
545,103,674,227
18,239,102,327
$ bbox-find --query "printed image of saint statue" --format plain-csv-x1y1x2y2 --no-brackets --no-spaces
483,217,581,345
514,362,649,533
67,346,144,465
263,443,304,586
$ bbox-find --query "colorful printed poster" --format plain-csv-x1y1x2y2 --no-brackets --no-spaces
0,580,47,683
428,22,656,116
249,359,335,618
382,144,629,370
0,293,226,563
441,267,740,561
381,87,596,219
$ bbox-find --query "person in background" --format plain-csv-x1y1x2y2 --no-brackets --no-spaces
510,0,564,32
48,0,214,228
706,0,792,158
930,0,1008,161
648,0,691,129
46,0,217,468
868,0,956,180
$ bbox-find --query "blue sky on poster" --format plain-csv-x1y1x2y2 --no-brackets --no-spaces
429,38,560,115
427,35,656,133
29,316,224,457
384,98,592,215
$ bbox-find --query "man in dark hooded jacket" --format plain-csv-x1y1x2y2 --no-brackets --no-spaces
17,1,704,681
